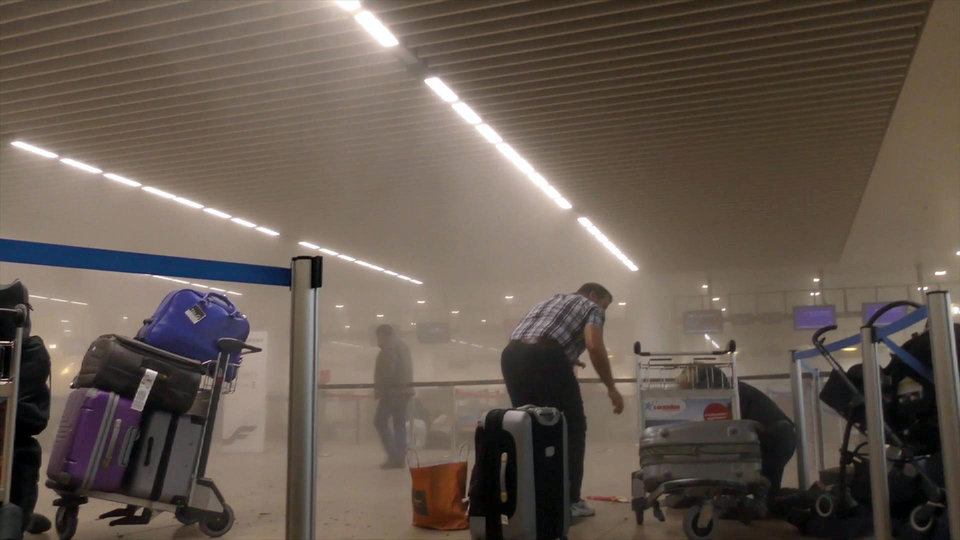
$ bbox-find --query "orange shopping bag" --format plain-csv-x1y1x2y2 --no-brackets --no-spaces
408,448,469,530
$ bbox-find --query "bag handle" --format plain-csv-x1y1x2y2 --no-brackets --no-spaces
458,442,470,463
201,292,238,315
406,448,419,469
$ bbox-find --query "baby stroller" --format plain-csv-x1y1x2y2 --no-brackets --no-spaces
806,301,955,539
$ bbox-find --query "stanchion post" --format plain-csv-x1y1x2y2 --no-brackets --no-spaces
812,369,825,473
926,291,960,540
859,327,892,540
287,256,322,540
789,352,811,489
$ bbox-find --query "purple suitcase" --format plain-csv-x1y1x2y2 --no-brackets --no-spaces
47,388,141,493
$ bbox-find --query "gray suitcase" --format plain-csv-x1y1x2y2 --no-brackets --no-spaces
124,410,203,504
639,420,765,492
469,406,570,540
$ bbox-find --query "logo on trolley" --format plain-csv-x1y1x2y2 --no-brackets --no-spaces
645,399,686,418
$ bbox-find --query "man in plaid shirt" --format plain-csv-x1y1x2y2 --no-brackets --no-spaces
502,283,624,518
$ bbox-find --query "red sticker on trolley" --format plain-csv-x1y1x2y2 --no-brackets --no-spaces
703,403,732,421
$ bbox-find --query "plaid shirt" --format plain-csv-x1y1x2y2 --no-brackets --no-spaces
511,293,605,364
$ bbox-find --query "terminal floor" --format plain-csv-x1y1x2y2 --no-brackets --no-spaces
30,441,811,539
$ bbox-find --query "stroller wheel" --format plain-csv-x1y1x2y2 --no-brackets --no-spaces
55,505,79,540
909,504,935,534
815,493,835,517
683,505,717,540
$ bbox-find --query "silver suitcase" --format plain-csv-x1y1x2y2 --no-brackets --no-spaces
124,410,203,503
469,406,570,540
639,419,765,492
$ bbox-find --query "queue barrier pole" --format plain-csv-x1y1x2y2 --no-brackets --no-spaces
789,352,812,490
860,326,893,540
926,291,960,540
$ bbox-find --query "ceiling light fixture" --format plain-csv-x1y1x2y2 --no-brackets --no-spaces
417,300,426,304
712,297,720,302
452,102,481,125
299,241,320,250
504,295,514,300
702,284,709,289
174,197,204,209
192,283,209,289
210,287,226,292
70,301,88,306
813,277,821,283
203,208,231,219
496,143,535,175
353,11,398,47
842,347,858,352
721,308,727,312
424,77,458,103
318,248,338,256
231,218,257,228
451,310,460,315
481,319,487,323
376,314,384,318
337,254,356,262
11,140,58,158
576,217,638,272
255,226,280,236
335,304,344,309
335,0,362,12
934,270,947,276
60,158,102,174
618,302,627,306
142,186,176,199
103,173,141,187
475,124,502,144
226,291,242,296
50,298,68,303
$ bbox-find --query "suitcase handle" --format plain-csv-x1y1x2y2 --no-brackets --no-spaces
201,293,239,316
499,452,508,504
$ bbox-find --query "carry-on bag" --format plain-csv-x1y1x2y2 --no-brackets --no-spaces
76,335,204,415
639,419,766,492
136,290,249,379
124,410,203,504
409,448,469,530
46,389,141,493
468,406,569,540
0,280,29,341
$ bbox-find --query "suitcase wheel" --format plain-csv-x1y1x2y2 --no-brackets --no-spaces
199,504,234,538
175,507,202,526
682,505,717,540
55,504,79,540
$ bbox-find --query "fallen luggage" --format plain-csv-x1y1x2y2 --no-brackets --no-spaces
468,406,569,540
124,410,203,504
76,335,204,415
46,388,140,493
136,290,249,380
639,419,765,492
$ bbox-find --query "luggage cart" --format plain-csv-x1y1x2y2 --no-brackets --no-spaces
47,338,261,540
630,340,766,540
0,305,28,537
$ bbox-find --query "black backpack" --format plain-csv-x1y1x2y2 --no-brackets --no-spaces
0,279,31,341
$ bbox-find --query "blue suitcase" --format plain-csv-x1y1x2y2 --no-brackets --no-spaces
136,290,249,380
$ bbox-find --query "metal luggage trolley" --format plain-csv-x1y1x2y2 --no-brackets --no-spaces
48,337,261,540
0,305,28,535
631,339,759,540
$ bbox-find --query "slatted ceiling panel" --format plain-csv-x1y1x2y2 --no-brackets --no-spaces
0,1,932,276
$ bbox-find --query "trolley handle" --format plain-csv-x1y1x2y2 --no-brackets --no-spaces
864,300,921,328
634,339,736,356
0,304,28,327
216,337,262,355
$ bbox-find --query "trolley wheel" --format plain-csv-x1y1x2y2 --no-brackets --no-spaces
814,493,835,518
909,504,935,534
175,507,202,526
682,505,717,540
199,504,234,538
55,505,79,540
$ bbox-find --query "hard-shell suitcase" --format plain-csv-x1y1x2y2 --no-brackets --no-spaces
76,335,204,414
639,419,765,492
124,410,203,504
136,290,249,380
468,406,569,540
46,389,141,493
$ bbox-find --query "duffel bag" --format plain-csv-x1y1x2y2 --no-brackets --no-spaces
77,334,205,414
136,290,249,371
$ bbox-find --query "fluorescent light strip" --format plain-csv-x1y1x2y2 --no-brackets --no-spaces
11,141,58,158
338,254,356,262
495,143,535,175
353,11,398,47
203,208,231,219
142,186,176,199
226,291,242,296
210,287,227,292
60,158,102,174
299,241,320,250
318,248,339,256
934,270,947,276
70,301,88,306
50,298,68,303
452,102,481,125
103,173,141,187
577,217,639,271
475,124,503,144
424,77,458,103
231,218,257,228
335,0,361,12
255,226,280,236
174,197,204,209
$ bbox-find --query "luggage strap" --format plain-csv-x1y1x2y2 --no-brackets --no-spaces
482,409,508,540
640,443,760,458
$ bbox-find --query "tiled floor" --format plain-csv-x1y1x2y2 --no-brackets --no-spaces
29,441,811,539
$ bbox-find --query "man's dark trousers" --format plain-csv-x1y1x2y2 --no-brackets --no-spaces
374,395,410,462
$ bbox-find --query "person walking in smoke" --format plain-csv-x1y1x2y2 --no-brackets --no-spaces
373,324,414,469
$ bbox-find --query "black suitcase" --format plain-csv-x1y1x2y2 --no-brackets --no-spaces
76,335,204,414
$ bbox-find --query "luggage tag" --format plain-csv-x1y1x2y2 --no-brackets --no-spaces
186,303,207,324
132,368,158,412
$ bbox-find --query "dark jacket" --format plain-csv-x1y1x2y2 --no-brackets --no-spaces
16,335,51,441
374,337,414,399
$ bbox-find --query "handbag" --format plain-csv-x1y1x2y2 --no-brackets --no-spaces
408,446,469,530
